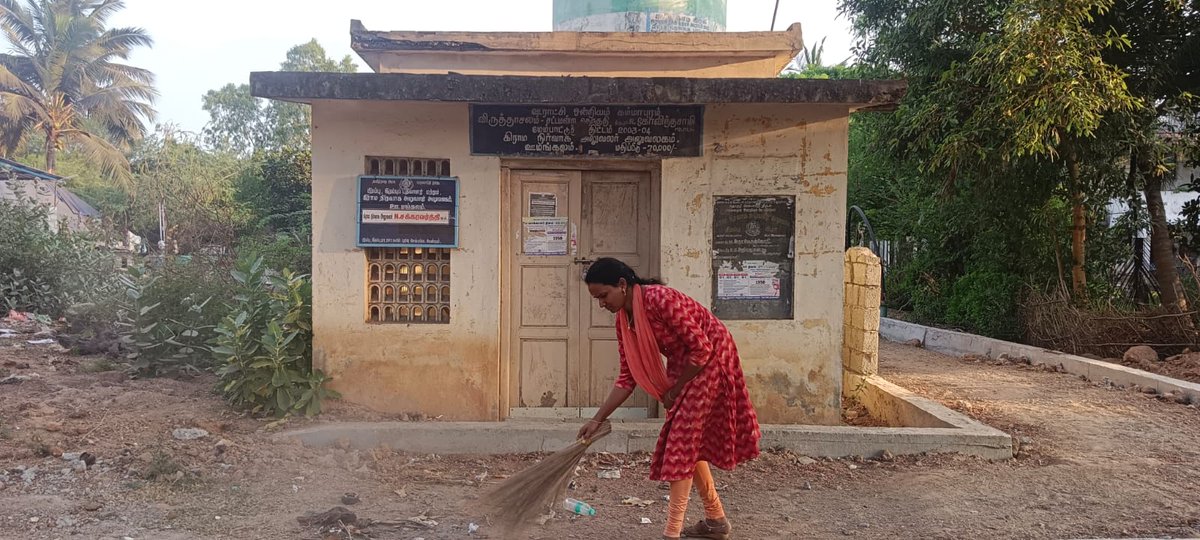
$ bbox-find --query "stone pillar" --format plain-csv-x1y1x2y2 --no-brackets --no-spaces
843,247,882,399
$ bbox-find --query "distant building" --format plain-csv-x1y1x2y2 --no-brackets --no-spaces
1106,149,1200,228
0,157,100,233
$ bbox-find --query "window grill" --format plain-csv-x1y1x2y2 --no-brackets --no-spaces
366,247,452,324
365,156,451,177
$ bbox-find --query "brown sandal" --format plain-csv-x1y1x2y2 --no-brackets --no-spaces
681,518,732,539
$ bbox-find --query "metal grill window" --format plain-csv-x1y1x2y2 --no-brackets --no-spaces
366,247,452,324
365,156,451,177
363,155,452,324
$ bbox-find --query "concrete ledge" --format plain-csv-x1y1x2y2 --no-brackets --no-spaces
880,318,1200,403
847,373,945,429
842,372,1012,459
877,318,927,344
277,407,1013,461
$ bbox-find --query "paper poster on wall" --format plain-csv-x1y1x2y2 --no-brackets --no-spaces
717,260,782,299
529,193,558,217
523,217,569,255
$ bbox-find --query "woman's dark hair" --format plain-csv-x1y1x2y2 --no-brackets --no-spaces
583,257,663,286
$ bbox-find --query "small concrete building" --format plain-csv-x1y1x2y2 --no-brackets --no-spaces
251,22,904,425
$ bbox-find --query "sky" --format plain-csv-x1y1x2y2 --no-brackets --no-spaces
106,1,856,135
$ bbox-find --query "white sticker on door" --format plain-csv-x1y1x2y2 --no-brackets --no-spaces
523,217,569,255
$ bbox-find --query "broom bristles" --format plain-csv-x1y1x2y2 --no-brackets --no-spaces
480,421,613,537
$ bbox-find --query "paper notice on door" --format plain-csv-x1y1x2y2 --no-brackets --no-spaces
523,217,568,255
529,192,558,217
716,260,781,299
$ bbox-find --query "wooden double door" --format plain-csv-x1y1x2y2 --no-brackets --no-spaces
506,167,658,418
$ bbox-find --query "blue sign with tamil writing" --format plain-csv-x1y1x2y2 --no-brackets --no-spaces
356,176,459,248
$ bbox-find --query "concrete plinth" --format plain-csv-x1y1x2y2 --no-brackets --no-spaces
276,375,1013,461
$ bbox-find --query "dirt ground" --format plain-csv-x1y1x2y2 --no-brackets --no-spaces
1113,351,1200,384
2,339,1199,540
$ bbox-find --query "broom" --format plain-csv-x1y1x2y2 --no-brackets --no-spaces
481,420,614,537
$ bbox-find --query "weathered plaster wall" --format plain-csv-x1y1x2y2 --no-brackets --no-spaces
310,100,502,420
661,104,850,425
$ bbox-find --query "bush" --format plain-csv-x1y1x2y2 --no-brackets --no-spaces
230,146,312,275
138,257,233,323
117,259,230,377
0,199,119,316
213,255,336,417
944,270,1023,339
235,227,311,275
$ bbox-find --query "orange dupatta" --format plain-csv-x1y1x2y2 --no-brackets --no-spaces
616,284,671,400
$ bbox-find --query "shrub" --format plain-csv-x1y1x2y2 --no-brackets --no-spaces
0,198,119,316
213,255,336,417
944,270,1023,339
117,261,227,377
235,227,311,276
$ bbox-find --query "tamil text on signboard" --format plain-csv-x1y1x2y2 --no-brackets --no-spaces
470,105,703,158
357,176,458,247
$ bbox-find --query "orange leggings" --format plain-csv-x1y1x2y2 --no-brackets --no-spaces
664,461,726,538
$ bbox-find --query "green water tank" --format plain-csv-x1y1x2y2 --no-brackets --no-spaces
553,0,727,32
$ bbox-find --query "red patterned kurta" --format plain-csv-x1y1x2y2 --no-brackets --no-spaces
615,285,761,481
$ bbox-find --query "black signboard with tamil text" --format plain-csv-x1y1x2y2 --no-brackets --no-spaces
711,196,795,320
357,175,458,248
469,104,703,158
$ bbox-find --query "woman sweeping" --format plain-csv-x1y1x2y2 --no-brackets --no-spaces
577,258,761,540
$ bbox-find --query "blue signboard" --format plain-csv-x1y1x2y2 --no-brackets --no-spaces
356,175,459,248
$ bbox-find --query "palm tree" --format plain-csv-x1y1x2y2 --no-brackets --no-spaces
0,0,156,179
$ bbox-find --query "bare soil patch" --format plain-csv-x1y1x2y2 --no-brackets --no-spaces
1113,350,1200,383
2,339,1198,539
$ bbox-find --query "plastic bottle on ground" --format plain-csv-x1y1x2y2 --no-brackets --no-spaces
563,498,596,516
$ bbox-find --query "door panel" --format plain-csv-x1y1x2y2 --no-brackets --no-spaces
588,339,622,405
510,170,578,411
520,266,569,327
520,340,569,408
588,181,640,255
580,171,653,409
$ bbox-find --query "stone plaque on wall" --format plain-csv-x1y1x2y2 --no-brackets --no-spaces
469,104,703,158
711,196,795,320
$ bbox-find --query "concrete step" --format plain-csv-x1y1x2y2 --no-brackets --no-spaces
275,419,1012,460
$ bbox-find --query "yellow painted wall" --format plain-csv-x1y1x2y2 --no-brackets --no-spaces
310,101,848,425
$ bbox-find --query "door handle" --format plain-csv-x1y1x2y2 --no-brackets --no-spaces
573,258,594,265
